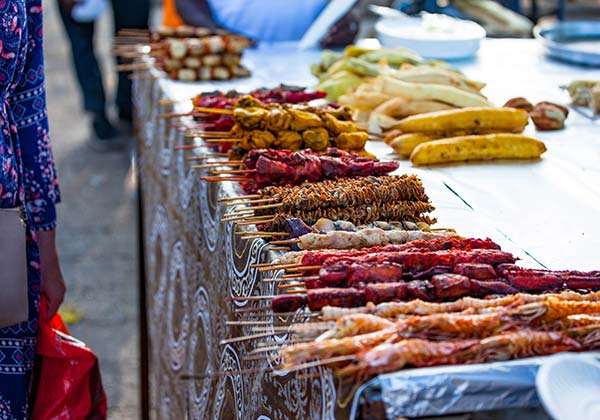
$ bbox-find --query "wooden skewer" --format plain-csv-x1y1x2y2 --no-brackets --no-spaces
239,232,289,238
226,320,281,326
236,219,274,226
115,63,150,72
256,263,301,271
269,238,300,245
277,282,306,289
247,203,283,211
201,176,250,182
248,340,312,355
194,106,234,115
210,169,256,175
273,355,355,375
226,197,276,206
219,331,281,345
193,163,243,169
227,295,275,301
219,194,261,202
285,289,307,294
269,246,291,252
204,138,240,143
286,265,322,273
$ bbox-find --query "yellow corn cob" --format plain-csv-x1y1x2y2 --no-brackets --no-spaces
395,107,529,134
410,133,547,166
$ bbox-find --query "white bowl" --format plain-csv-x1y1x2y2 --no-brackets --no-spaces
536,354,600,420
375,14,486,60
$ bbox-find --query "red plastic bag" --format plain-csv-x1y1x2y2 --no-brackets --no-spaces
32,298,107,420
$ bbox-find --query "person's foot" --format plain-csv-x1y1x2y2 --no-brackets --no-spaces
117,107,134,135
89,112,123,152
118,107,133,123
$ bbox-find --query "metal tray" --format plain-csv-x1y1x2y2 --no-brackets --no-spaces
534,21,600,66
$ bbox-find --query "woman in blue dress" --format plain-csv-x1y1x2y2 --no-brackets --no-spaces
0,0,66,417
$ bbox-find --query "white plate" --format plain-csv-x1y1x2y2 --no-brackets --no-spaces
375,14,486,60
298,0,358,50
536,354,600,420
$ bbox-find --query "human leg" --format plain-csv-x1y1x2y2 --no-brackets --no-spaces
111,0,150,122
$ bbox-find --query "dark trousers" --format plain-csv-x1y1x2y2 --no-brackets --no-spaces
57,0,150,115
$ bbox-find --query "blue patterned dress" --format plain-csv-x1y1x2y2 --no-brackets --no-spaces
0,0,60,417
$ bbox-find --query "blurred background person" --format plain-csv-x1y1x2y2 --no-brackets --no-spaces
57,0,150,150
165,0,360,47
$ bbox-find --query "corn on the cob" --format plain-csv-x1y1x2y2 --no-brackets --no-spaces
395,107,529,134
410,133,546,166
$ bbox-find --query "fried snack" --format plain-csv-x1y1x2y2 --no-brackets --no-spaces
395,107,529,134
373,76,493,108
388,133,437,158
410,134,546,166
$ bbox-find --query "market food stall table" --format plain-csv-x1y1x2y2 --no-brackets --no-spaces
133,39,600,419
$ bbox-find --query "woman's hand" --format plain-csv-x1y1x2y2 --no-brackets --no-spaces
37,230,66,319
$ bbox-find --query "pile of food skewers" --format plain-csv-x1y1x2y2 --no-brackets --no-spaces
201,148,400,193
227,236,600,381
190,95,375,158
115,25,252,81
221,175,436,233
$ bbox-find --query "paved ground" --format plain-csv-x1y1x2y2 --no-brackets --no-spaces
44,2,140,418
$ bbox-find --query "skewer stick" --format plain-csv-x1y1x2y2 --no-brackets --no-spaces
210,169,256,175
277,282,307,289
226,320,280,326
269,238,300,245
236,219,275,226
226,197,276,206
238,232,289,238
219,331,280,345
246,203,283,211
204,138,240,143
285,289,306,294
286,265,322,273
194,106,234,115
219,194,261,202
269,246,291,252
227,295,275,301
201,176,251,182
115,63,150,72
273,355,355,374
256,263,301,272
193,163,244,169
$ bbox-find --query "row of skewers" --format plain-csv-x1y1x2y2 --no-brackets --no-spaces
115,26,252,81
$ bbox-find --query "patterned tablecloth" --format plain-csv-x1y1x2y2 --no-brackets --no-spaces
133,40,600,420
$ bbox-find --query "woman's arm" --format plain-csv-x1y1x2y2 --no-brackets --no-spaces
9,1,65,316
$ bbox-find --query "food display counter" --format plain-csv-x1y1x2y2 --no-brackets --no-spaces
133,39,600,419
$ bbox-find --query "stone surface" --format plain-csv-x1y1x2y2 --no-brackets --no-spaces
43,1,140,418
